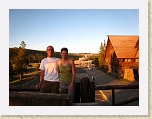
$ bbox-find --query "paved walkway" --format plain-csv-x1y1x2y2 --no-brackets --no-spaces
75,66,139,106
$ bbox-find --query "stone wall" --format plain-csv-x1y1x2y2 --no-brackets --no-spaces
123,68,135,81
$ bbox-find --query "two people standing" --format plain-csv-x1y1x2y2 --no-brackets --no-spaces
36,46,75,103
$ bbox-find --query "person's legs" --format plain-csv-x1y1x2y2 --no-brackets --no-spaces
50,82,59,93
60,81,75,104
67,82,75,103
40,80,51,93
59,81,68,94
59,81,67,87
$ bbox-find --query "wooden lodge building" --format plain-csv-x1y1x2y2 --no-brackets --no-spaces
104,35,139,81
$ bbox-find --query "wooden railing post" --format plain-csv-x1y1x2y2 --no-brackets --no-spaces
81,77,90,103
90,81,95,102
112,89,115,105
74,81,81,103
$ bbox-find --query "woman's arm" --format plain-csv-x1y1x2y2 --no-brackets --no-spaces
70,58,76,90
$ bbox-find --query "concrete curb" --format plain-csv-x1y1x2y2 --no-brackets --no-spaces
99,90,111,105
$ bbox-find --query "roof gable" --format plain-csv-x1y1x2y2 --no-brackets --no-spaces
108,35,139,58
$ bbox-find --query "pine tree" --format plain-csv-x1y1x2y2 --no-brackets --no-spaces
13,41,29,80
9,61,14,76
98,40,107,69
93,57,99,67
20,41,26,49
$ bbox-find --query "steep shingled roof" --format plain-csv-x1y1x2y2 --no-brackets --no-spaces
108,35,139,58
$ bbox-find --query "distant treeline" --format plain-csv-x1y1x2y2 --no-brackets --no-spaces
9,48,79,64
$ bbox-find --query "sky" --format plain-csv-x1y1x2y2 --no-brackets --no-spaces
9,9,139,54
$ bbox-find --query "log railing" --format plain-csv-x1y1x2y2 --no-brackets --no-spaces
9,91,71,106
9,77,139,106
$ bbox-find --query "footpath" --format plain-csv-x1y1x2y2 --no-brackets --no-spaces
75,66,139,106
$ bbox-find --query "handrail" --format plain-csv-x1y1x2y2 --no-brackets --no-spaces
95,84,139,90
10,91,70,99
9,91,71,106
9,84,139,106
95,84,139,106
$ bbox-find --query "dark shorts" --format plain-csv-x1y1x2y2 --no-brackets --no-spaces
40,80,59,93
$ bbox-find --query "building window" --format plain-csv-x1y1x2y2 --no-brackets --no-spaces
124,59,128,62
128,59,131,62
135,59,139,62
122,58,132,62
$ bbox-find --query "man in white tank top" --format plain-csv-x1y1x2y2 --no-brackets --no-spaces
35,45,60,93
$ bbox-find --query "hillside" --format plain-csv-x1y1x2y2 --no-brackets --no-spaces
9,48,79,64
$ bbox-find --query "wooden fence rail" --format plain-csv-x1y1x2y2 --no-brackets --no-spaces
9,76,139,106
9,91,71,106
95,84,139,106
95,84,139,90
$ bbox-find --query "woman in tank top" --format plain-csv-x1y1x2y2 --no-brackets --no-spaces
58,47,76,104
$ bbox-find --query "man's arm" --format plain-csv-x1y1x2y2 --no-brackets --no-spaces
39,70,44,86
35,70,44,89
35,59,44,89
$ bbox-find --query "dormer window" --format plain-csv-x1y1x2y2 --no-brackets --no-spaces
122,58,127,62
122,58,131,62
135,58,139,62
128,59,131,62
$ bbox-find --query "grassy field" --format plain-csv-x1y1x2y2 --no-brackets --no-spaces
10,63,41,83
28,63,40,68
